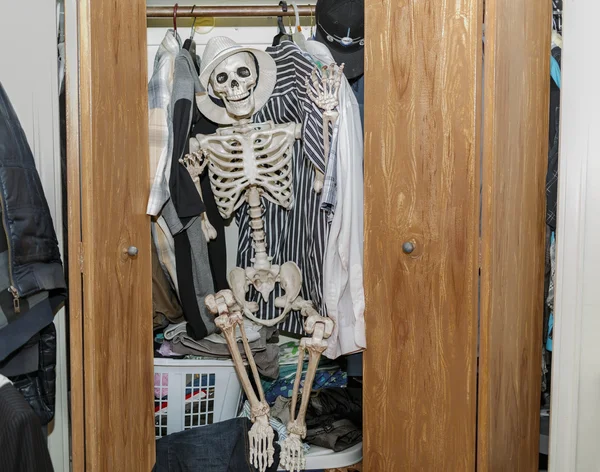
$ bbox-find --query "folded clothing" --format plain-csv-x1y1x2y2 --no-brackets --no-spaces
304,387,362,452
168,325,280,379
268,388,362,453
261,360,346,405
164,319,263,345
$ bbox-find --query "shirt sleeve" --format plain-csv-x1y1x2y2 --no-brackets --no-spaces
294,50,330,174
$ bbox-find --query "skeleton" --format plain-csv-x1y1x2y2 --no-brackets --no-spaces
306,63,344,193
181,47,339,471
205,290,275,472
280,303,334,472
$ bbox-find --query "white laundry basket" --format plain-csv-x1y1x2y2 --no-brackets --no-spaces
154,358,243,439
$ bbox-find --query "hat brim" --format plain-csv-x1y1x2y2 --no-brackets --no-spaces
315,29,364,80
196,46,277,125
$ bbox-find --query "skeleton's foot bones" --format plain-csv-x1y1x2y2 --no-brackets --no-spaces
205,290,275,472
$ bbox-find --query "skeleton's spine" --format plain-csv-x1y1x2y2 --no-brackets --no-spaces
247,185,270,270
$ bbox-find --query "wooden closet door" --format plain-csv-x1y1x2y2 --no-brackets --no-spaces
478,0,550,470
68,0,155,470
363,0,482,470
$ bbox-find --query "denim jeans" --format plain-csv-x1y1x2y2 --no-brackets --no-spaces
153,418,280,472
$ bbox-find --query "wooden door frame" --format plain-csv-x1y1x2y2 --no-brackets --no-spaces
66,0,155,470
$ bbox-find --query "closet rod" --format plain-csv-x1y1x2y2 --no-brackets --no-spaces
147,5,313,17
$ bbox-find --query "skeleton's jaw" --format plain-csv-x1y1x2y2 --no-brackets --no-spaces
223,93,256,119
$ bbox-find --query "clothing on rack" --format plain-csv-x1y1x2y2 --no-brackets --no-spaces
191,111,229,292
234,41,330,334
153,417,280,472
148,29,181,216
0,377,54,471
165,48,217,341
546,45,561,230
148,31,228,339
152,237,184,330
0,82,66,363
304,39,366,358
6,323,57,426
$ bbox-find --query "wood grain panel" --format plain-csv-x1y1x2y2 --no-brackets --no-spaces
77,0,155,469
65,0,84,469
363,0,482,470
478,0,551,470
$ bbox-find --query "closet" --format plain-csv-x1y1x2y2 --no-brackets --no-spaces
64,0,551,470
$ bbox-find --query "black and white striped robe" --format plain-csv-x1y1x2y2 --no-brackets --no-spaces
235,41,330,335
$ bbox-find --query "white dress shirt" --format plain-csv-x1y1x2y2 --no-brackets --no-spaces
305,41,366,358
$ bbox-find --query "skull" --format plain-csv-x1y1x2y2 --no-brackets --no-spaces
210,52,258,119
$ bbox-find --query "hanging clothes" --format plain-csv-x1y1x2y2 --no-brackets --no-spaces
546,45,561,230
147,29,181,217
165,48,216,341
0,376,54,471
147,30,226,340
304,40,366,358
235,41,330,334
190,110,228,292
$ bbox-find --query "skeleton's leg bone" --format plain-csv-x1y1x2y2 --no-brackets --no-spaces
205,291,274,472
239,321,267,404
289,343,305,423
281,312,334,472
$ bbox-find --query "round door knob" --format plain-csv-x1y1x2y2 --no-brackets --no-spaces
402,242,415,254
127,246,139,257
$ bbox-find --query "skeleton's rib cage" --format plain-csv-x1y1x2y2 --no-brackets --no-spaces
190,121,300,219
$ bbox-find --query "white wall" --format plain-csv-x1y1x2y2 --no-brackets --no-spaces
0,1,69,471
550,0,600,470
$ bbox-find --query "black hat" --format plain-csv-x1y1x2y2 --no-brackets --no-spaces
315,0,364,80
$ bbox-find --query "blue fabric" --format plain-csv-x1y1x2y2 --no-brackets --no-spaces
153,417,280,472
261,361,347,405
550,55,561,89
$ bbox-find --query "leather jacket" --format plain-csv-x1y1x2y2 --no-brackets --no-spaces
0,82,65,304
0,82,66,424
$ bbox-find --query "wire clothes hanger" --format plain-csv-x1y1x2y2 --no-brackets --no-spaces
272,1,292,46
173,3,179,35
183,5,200,73
290,1,307,50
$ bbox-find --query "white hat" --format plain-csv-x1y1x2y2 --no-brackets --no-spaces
196,36,277,125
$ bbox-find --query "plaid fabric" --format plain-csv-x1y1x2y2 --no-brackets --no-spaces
152,216,178,295
320,122,339,218
147,30,181,216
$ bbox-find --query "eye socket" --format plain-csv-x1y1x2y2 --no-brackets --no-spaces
216,72,228,84
237,67,251,78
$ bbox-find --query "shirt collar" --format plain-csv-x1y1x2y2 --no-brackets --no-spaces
161,29,181,57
